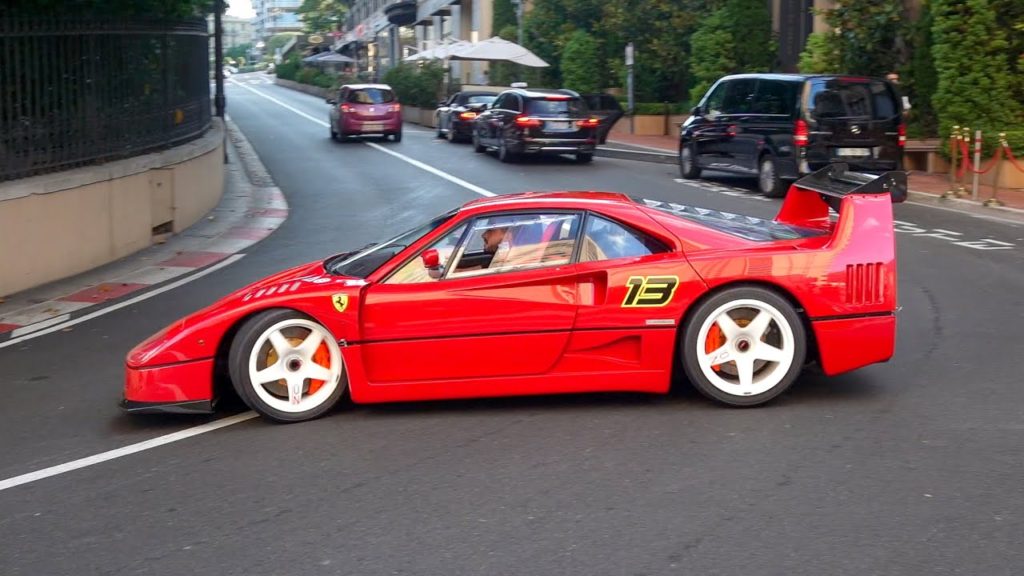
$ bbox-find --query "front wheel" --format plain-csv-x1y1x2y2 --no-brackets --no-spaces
229,309,347,423
473,132,486,153
498,139,518,163
758,155,787,198
681,287,806,407
679,144,701,179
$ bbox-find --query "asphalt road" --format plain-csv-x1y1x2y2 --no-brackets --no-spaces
1,76,1022,575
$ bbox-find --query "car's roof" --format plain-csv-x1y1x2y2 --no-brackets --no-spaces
342,83,392,90
502,88,581,99
462,191,633,211
718,73,887,83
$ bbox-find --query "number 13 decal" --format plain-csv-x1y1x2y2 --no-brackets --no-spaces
622,276,680,307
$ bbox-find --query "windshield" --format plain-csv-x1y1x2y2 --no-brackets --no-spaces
526,97,587,117
807,78,899,120
326,210,457,277
464,94,497,105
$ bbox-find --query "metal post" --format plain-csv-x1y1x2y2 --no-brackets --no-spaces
971,129,982,200
945,125,959,198
626,42,634,135
214,0,225,118
985,133,1007,207
958,126,970,196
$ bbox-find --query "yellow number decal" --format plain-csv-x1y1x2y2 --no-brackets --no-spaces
622,276,680,307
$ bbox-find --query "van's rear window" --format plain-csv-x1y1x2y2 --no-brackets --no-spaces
807,78,899,120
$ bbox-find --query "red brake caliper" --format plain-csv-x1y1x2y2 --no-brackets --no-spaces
307,342,332,395
705,324,725,372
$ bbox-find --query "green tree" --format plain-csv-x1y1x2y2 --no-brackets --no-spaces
560,30,602,93
722,0,775,72
818,0,902,75
226,43,252,61
932,0,1022,140
522,0,607,87
901,1,937,136
4,0,213,17
689,7,736,98
798,32,840,73
295,0,348,34
489,25,524,87
991,0,1024,105
493,0,518,33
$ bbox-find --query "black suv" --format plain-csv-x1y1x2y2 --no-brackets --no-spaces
680,74,905,198
471,88,599,163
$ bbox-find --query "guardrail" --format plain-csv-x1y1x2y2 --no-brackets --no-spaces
0,16,211,183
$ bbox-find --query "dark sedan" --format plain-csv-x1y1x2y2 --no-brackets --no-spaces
435,91,499,142
471,88,599,163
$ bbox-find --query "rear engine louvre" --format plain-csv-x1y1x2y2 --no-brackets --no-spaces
846,262,885,305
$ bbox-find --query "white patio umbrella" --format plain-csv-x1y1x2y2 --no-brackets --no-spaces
403,40,472,62
303,51,355,63
448,36,549,67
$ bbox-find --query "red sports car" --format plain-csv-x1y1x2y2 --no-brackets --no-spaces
124,165,903,422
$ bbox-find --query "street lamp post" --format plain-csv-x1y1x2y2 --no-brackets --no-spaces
214,0,225,118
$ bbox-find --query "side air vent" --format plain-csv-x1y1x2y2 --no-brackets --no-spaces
846,262,885,305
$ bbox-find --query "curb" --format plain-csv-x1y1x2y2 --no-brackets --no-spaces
596,146,677,165
0,119,287,342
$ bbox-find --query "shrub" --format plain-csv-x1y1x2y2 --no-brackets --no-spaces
798,32,839,74
689,8,735,99
561,30,602,94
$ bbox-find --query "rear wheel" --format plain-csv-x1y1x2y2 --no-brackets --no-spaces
758,155,787,198
681,287,806,407
679,144,701,179
391,130,403,143
446,123,458,143
229,309,346,423
576,152,594,163
330,122,338,141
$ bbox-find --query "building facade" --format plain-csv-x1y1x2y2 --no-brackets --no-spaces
337,0,496,84
208,15,256,61
254,0,304,39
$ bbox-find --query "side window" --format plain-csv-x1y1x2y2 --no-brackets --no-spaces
492,94,509,110
752,80,798,116
579,215,669,263
449,213,581,278
703,81,729,116
386,223,468,284
721,79,757,114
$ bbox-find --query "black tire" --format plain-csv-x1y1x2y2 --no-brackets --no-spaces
758,155,787,198
330,122,338,141
446,123,458,143
576,152,594,163
498,138,518,163
473,132,486,153
681,286,806,407
229,309,347,423
679,143,701,179
436,119,444,138
392,130,403,143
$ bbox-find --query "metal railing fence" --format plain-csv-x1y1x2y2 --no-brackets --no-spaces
0,17,211,183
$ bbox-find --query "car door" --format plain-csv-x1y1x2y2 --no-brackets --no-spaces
726,79,797,173
581,93,624,144
711,77,757,171
690,80,733,167
360,211,584,384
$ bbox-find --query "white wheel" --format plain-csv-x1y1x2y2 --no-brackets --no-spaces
682,287,805,406
230,310,346,422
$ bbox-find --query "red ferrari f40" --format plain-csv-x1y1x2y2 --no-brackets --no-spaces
124,165,903,422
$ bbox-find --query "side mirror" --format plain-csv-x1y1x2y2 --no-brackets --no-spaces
421,249,440,269
438,101,448,108
326,98,337,105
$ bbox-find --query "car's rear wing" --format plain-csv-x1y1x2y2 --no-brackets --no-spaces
775,164,906,229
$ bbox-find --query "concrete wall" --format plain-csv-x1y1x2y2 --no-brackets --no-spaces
0,120,225,297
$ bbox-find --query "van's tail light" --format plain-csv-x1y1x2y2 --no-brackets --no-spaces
576,117,600,128
388,104,401,112
794,119,809,147
458,111,478,121
514,115,543,128
340,104,351,113
898,123,906,147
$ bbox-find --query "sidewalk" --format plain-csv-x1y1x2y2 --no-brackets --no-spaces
604,133,1024,212
0,121,287,342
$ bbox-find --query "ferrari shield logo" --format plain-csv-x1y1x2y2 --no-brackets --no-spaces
331,294,349,313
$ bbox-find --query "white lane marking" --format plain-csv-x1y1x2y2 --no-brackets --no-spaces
894,220,1015,250
0,411,258,492
10,314,70,338
232,80,496,198
363,141,495,197
0,254,245,350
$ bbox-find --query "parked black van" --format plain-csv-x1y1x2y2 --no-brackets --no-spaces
679,74,906,199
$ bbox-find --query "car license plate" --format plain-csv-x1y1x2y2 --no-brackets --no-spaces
546,121,572,130
836,147,871,157
362,123,384,132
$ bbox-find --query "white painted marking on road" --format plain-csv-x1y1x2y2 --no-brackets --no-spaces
10,314,70,338
0,411,259,492
0,254,245,350
231,80,497,198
